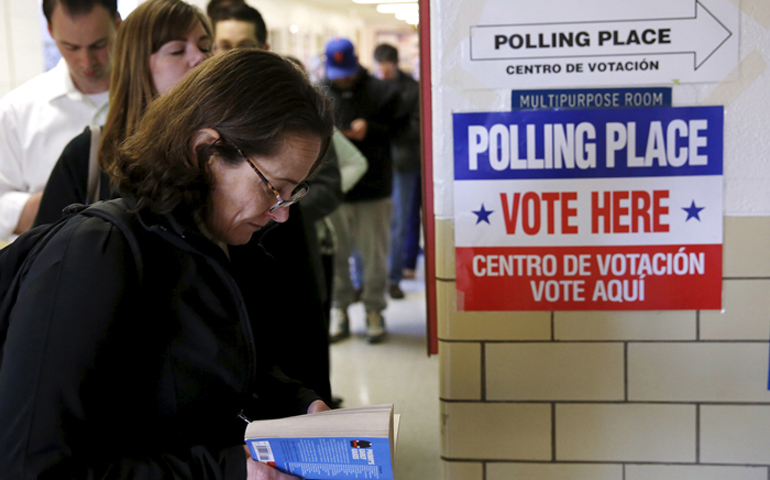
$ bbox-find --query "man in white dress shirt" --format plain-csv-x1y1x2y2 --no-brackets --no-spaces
0,0,120,241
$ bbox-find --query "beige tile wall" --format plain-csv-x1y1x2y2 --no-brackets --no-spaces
700,279,770,340
723,217,770,277
486,343,624,401
700,405,770,464
556,404,697,462
487,463,623,480
440,342,482,400
441,402,552,460
439,217,770,479
627,343,770,402
625,465,768,480
442,461,484,480
554,310,697,340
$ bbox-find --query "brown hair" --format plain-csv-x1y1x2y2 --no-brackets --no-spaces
43,0,119,24
373,43,399,64
98,0,211,175
211,2,267,48
113,48,334,214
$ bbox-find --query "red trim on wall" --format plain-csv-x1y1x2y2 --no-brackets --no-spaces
418,0,438,355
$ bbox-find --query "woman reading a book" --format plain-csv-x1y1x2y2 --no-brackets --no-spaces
35,0,336,410
0,49,332,480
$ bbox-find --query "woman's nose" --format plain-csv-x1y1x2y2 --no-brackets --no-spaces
190,48,207,68
269,206,290,224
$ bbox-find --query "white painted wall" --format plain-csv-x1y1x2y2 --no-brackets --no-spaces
0,0,44,97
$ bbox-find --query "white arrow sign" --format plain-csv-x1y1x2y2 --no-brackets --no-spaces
470,0,731,70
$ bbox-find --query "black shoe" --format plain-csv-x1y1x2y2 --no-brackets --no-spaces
389,284,405,300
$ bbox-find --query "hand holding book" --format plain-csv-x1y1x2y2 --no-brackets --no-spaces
307,400,332,414
244,400,331,480
245,448,300,480
244,404,397,480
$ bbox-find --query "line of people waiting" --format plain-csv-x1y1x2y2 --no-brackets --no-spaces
0,0,421,477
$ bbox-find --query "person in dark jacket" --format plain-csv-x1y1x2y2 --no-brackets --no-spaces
0,49,334,480
321,37,403,344
373,43,422,300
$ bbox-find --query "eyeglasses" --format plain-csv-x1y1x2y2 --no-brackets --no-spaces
216,137,310,213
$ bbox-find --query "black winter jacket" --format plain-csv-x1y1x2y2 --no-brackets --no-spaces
322,67,404,202
390,70,421,174
0,199,320,479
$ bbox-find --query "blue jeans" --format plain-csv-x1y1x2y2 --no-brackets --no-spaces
403,175,422,270
389,170,421,285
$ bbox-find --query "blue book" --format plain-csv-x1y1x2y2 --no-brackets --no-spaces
245,404,397,480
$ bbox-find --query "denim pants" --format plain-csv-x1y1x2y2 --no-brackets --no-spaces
388,170,421,285
403,175,422,270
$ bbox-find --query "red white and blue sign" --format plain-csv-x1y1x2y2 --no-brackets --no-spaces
453,106,723,311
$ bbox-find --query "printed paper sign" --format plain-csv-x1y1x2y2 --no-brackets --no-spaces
512,88,672,110
453,106,723,311
460,0,738,88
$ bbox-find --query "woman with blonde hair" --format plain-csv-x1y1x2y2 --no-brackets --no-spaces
35,0,212,225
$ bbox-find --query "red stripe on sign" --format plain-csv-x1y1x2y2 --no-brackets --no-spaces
456,244,722,311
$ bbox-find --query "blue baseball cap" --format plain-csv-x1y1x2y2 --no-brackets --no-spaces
325,37,358,80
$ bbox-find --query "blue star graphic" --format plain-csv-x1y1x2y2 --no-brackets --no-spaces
682,200,705,222
473,204,493,225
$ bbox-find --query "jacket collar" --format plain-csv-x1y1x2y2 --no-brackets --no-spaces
132,200,216,255
131,199,273,266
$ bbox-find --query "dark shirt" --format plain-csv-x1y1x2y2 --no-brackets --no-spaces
322,67,405,202
390,70,421,173
35,127,112,227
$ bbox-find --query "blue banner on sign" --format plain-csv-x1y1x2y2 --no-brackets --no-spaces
512,88,672,111
453,106,723,181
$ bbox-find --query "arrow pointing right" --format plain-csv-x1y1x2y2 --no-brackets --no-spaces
689,1,732,69
470,0,732,71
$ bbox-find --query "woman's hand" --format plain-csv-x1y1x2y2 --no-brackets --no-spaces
243,401,330,478
244,446,301,480
307,399,331,414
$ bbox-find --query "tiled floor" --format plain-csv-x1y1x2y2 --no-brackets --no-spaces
329,261,441,480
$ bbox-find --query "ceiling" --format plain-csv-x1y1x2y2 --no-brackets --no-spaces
290,0,414,27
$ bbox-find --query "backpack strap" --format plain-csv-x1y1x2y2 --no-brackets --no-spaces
82,200,144,283
86,125,102,205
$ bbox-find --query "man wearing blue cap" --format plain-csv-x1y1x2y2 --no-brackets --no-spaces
322,37,403,344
